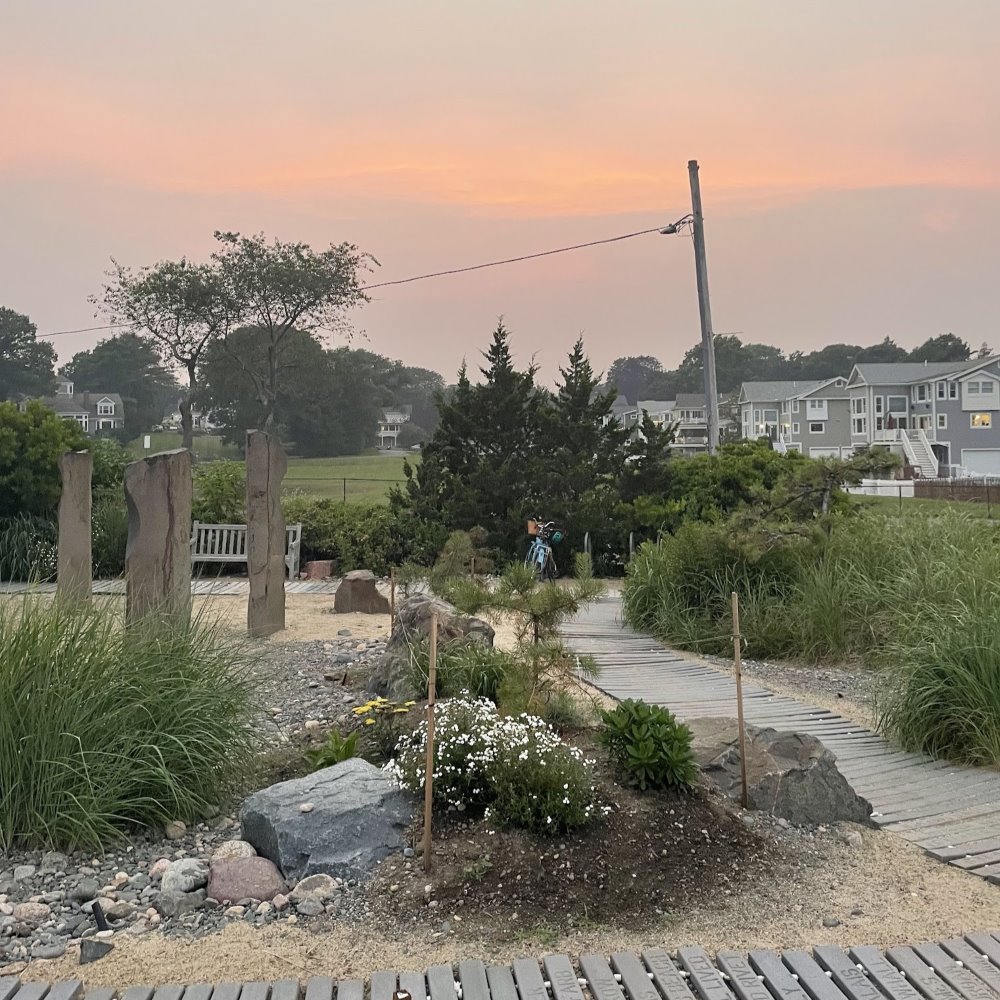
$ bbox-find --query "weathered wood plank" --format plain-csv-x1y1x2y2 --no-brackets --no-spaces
457,962,489,1000
485,968,517,1000
512,959,549,1000
964,933,1000,967
780,950,850,1000
83,990,116,1000
885,947,963,1000
846,947,923,1000
207,986,241,1000
578,954,625,1000
43,986,83,1000
815,945,907,1000
747,951,811,1000
677,947,733,1000
714,952,775,1000
610,953,660,1000
11,986,49,1000
396,974,425,1000
543,956,586,1000
0,980,21,1000
151,988,185,1000
303,979,332,1000
181,986,214,1000
939,940,1000,996
237,984,269,1000
426,965,457,1000
120,989,154,1000
370,972,397,1000
641,949,699,1000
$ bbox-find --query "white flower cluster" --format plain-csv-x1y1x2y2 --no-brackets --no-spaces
384,694,597,830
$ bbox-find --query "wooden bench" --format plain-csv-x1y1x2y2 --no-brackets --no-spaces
190,522,302,580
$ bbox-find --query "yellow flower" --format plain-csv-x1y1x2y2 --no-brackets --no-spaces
364,718,376,726
392,707,410,714
404,701,416,707
352,706,372,716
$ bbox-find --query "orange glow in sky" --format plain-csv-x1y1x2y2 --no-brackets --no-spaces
1,1,998,379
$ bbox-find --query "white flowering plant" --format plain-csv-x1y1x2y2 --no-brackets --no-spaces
385,695,596,835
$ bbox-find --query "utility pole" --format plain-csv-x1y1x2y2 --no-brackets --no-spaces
688,160,720,454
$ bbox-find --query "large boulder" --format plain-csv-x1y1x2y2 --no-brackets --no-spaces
334,570,390,614
688,716,873,826
239,758,413,881
368,593,496,701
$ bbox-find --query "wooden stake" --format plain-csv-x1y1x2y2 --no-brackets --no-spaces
389,567,396,624
732,592,749,809
422,611,438,872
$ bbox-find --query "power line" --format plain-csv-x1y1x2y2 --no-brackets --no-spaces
36,222,670,340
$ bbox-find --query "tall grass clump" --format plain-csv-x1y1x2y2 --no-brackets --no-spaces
0,600,258,851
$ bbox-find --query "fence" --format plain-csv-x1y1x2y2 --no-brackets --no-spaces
282,477,407,503
846,477,1000,517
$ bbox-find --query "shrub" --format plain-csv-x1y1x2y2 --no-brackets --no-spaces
307,729,360,770
90,438,130,492
0,601,258,851
0,514,57,582
600,699,697,792
0,401,88,517
92,492,128,578
407,641,517,703
193,460,246,523
388,696,596,834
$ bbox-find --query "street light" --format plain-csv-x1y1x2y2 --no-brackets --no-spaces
659,161,720,454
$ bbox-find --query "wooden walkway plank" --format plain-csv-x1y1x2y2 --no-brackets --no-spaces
780,950,851,1000
181,986,214,1000
43,986,83,1000
910,943,1000,1000
457,962,489,1000
270,980,300,1000
815,945,906,1000
578,954,626,1000
847,947,924,1000
208,987,241,1000
641,949,700,1000
0,981,21,1000
714,952,775,1000
746,951,811,1000
426,966,457,1000
238,985,270,1000
676,947,734,1000
511,959,549,1000
484,969,517,1000
938,940,1000,996
120,990,155,1000
370,973,397,1000
11,986,49,1000
543,956,587,1000
884,948,963,1000
303,980,332,1000
610,953,661,1000
396,974,425,1000
152,988,186,1000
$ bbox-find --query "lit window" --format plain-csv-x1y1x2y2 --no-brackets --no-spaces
971,413,992,429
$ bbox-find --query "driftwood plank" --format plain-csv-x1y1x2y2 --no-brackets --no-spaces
642,949,699,1000
677,947,733,1000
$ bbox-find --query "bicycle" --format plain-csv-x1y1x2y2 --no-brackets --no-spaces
524,517,563,581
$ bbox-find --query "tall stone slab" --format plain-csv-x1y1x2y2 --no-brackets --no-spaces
246,430,288,637
57,450,93,604
124,449,192,624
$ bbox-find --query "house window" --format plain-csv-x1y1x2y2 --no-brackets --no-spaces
792,423,800,435
887,395,907,412
982,381,995,395
850,397,866,415
937,414,947,430
949,382,958,399
971,413,992,429
915,384,927,401
809,422,824,434
968,382,981,395
808,399,822,411
875,417,884,431
852,417,867,435
937,382,945,399
792,400,799,413
874,396,884,414
97,402,115,415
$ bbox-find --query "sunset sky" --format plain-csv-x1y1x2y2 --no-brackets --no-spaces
2,1,998,384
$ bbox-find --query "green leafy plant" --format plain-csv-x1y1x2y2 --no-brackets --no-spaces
0,600,258,851
91,492,128,578
307,728,360,770
353,695,417,762
0,514,58,583
193,460,246,523
599,699,697,792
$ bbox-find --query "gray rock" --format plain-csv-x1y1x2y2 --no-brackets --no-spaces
32,941,67,960
240,758,413,882
334,570,390,615
69,879,101,903
12,865,36,882
289,874,337,904
161,858,209,894
79,938,115,964
295,899,324,917
823,916,842,928
369,593,495,700
155,889,207,919
688,717,873,827
39,851,69,874
206,857,285,904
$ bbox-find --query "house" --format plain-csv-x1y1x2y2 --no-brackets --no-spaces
23,380,125,436
378,405,412,449
163,405,218,432
671,393,711,453
738,378,852,457
846,358,1000,477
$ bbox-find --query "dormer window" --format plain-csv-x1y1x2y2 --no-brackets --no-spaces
97,399,115,415
57,380,74,395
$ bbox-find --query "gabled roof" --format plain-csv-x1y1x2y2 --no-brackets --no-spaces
636,399,674,414
850,361,972,386
674,393,707,408
738,380,823,404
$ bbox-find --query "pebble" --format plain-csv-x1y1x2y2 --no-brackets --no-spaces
212,840,257,861
272,894,290,912
164,820,187,841
11,902,50,926
69,879,101,902
822,916,841,928
224,906,246,919
12,866,36,883
32,942,67,960
299,802,315,813
841,830,863,848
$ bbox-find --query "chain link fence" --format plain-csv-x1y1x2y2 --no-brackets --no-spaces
282,477,407,503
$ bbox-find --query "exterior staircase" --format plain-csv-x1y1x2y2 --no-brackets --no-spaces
903,428,939,477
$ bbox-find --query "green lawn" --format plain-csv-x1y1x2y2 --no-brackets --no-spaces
855,494,998,519
129,434,414,503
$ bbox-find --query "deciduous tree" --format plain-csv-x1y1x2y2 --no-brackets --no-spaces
0,308,55,401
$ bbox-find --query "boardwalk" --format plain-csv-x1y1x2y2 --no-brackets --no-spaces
0,580,340,596
9,936,1000,1000
564,593,1000,881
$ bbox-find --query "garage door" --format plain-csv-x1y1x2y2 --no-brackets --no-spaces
961,449,1000,476
809,447,841,458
